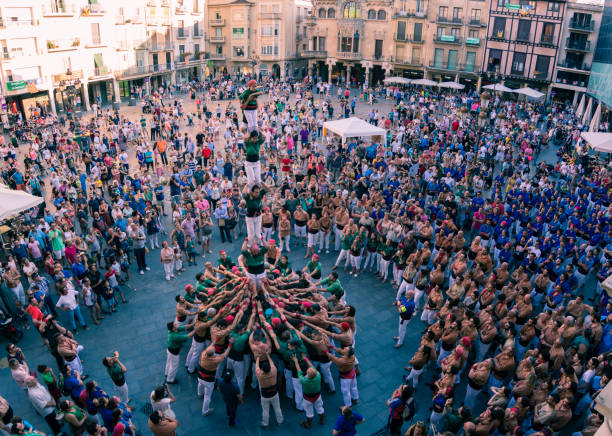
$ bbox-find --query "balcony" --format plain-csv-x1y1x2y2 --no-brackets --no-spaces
555,77,588,87
468,19,484,27
175,5,187,14
451,17,463,25
296,15,303,23
568,19,594,32
566,38,591,51
131,15,143,23
209,54,226,60
116,41,129,51
540,35,554,45
47,38,81,52
209,35,225,43
210,18,225,26
301,50,327,58
336,51,362,60
429,61,479,73
394,57,423,67
146,0,159,5
465,37,481,45
434,35,462,44
149,43,173,51
260,12,281,19
81,4,106,16
393,10,427,19
147,18,159,26
89,66,110,78
556,61,591,72
0,18,36,27
437,15,449,23
177,29,189,38
42,3,77,16
393,33,424,44
193,32,203,38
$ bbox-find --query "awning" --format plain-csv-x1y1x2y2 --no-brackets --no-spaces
0,185,44,221
383,76,411,85
513,87,544,99
94,53,104,68
482,83,514,92
580,132,612,153
437,81,465,90
411,78,438,87
323,117,386,144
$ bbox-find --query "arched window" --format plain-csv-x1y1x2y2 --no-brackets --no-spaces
343,2,360,19
327,8,336,18
368,9,376,19
318,8,326,18
377,10,387,20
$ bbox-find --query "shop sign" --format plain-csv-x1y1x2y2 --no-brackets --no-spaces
7,80,27,91
440,35,456,42
505,3,521,10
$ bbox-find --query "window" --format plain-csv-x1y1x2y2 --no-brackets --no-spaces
411,47,421,63
343,2,360,19
517,20,531,41
178,20,185,37
541,23,554,43
493,17,505,38
318,8,326,18
194,43,200,57
511,52,526,75
374,39,383,58
497,0,505,7
468,29,479,38
447,49,458,69
341,37,352,52
434,48,444,67
397,21,406,40
377,10,386,20
319,37,326,51
465,51,476,72
216,46,222,54
233,46,244,57
179,44,185,55
261,45,273,54
327,8,335,18
91,23,101,45
232,28,244,39
437,26,446,37
547,2,560,12
450,27,459,37
471,9,481,20
368,9,376,19
414,22,423,41
452,7,462,20
261,25,273,36
193,0,199,13
534,55,550,79
439,6,448,18
487,48,502,72
274,45,278,55
193,21,199,37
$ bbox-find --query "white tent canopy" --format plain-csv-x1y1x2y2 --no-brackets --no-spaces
513,87,544,99
383,76,411,85
576,94,586,118
437,81,465,90
590,103,602,132
581,132,612,153
583,97,593,125
323,117,387,144
482,83,514,92
0,185,44,221
411,78,438,86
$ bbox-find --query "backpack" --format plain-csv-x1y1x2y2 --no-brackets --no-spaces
402,397,416,421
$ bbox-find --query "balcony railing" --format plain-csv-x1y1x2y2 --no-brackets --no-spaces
47,38,81,51
394,58,423,66
209,54,226,60
437,15,449,22
540,35,554,44
556,61,591,71
42,3,77,16
468,18,484,26
210,18,225,26
260,12,281,19
175,5,187,14
393,10,427,18
336,51,362,59
430,61,479,72
209,36,225,43
90,66,110,78
555,77,587,87
301,50,327,58
0,18,36,27
566,38,591,51
81,4,106,16
393,33,424,43
149,43,173,51
465,37,481,45
434,35,462,44
451,17,463,24
177,29,189,38
568,19,594,31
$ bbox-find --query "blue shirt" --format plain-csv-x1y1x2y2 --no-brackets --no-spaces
333,412,364,436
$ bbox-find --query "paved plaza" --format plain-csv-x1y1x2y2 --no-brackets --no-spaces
0,94,433,436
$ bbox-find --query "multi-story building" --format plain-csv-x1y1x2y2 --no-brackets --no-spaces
205,0,310,78
552,0,604,103
305,0,488,87
482,0,565,93
0,0,207,119
587,0,612,108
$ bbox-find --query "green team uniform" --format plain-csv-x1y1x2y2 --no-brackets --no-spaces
245,136,264,162
321,277,344,299
245,188,267,217
240,88,259,110
167,326,189,354
306,261,321,279
241,246,269,274
341,233,355,250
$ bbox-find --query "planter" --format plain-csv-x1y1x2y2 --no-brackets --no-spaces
478,111,488,119
460,106,468,113
480,91,491,100
497,112,506,119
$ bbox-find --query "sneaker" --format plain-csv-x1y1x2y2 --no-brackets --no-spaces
140,270,144,275
145,267,151,271
202,408,214,416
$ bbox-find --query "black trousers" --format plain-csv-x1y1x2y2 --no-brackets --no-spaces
134,247,147,271
44,411,62,435
219,226,232,243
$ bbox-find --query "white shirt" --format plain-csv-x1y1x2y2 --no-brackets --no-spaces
150,392,175,419
56,286,79,311
28,383,55,416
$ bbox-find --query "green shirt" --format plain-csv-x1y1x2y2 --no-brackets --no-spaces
229,330,250,353
341,233,355,250
41,371,54,385
245,136,263,162
49,229,65,251
218,256,235,269
298,370,322,395
245,189,266,216
106,362,125,383
321,278,343,298
240,88,259,110
306,261,321,277
167,326,188,352
241,246,269,274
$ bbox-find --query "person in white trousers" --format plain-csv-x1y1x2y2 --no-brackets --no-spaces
394,291,415,348
255,354,284,428
293,356,325,429
238,79,262,133
164,321,192,384
326,346,359,407
243,183,271,245
185,309,219,373
160,242,175,281
198,342,233,416
244,130,263,187
102,352,129,404
332,228,354,271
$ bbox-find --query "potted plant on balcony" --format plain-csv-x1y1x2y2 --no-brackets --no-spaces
72,38,80,47
181,52,192,62
47,40,58,49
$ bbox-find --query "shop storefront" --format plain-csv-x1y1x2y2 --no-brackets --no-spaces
52,70,85,114
87,80,114,107
4,79,51,120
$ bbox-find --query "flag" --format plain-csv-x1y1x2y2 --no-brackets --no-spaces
520,4,533,15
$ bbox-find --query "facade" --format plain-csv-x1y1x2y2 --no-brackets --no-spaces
0,0,206,118
205,0,310,78
587,0,612,107
305,0,488,87
552,0,604,103
482,0,566,93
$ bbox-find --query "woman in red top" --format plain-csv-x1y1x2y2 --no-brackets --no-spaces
281,154,291,182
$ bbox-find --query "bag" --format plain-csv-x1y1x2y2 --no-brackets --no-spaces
402,397,416,421
218,218,226,226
